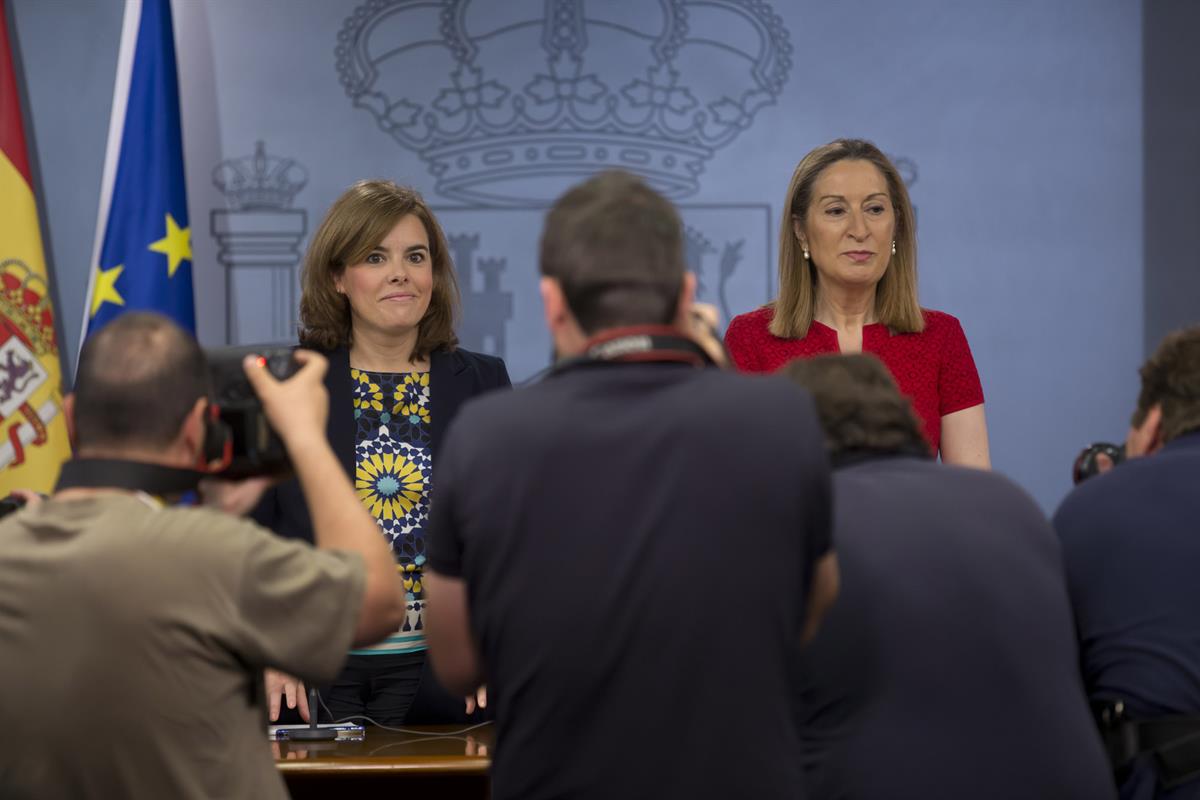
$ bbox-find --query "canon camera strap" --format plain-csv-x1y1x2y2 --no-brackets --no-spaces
550,325,716,376
55,459,204,496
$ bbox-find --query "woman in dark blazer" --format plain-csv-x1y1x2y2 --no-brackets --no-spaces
256,179,509,726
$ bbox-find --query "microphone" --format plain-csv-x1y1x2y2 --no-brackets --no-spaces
286,685,337,741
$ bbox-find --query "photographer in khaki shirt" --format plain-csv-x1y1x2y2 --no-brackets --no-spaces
0,313,406,800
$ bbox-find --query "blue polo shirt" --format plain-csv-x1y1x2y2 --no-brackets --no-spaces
1055,431,1200,799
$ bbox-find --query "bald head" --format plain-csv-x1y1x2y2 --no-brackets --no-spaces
73,313,209,453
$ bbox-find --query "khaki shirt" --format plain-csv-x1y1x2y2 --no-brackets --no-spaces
0,493,365,800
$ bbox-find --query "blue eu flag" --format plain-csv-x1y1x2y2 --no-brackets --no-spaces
83,0,193,340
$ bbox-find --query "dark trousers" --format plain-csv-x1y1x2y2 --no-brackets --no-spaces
316,650,487,727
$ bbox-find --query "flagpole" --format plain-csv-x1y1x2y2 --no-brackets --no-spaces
78,0,142,363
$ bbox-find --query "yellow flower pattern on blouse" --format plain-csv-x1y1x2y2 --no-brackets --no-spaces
402,562,422,595
351,368,384,413
394,372,431,424
349,367,432,655
355,451,425,520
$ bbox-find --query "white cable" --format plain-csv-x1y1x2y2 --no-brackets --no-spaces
315,686,492,737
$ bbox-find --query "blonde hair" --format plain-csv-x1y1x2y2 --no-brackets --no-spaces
770,139,923,339
298,179,460,358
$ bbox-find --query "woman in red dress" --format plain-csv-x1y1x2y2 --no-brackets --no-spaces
725,139,989,466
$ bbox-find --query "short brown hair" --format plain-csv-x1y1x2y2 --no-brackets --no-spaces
779,354,930,459
74,312,209,452
771,139,923,339
540,170,683,334
1132,326,1200,443
299,180,460,358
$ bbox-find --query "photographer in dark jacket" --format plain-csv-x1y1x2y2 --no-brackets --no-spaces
782,354,1114,800
1055,325,1200,799
423,171,838,800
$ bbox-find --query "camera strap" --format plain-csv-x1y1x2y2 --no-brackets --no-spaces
550,325,716,376
55,459,204,495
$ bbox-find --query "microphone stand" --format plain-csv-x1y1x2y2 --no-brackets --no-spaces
286,685,337,741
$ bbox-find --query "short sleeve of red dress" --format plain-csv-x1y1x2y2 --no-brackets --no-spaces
933,312,985,417
866,310,985,452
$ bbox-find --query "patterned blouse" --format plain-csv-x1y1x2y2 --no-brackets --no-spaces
348,367,433,655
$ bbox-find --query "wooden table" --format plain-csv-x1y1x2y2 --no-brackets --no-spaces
274,723,494,799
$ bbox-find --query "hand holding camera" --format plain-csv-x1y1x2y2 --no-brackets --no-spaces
1072,442,1126,484
201,345,321,479
0,490,42,521
240,349,329,452
688,302,729,368
197,348,327,514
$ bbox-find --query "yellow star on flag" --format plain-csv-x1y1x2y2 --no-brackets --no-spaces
89,264,126,317
148,213,192,277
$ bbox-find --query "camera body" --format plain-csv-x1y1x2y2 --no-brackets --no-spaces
0,495,26,521
1072,442,1126,485
205,346,300,479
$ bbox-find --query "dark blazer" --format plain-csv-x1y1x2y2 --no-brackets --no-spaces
253,344,510,723
254,345,511,542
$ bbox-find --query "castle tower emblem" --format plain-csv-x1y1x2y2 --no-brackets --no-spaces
336,0,791,205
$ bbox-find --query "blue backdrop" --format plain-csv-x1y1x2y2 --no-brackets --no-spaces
12,0,1148,511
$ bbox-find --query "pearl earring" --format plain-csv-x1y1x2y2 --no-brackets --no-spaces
891,240,897,256
802,247,810,261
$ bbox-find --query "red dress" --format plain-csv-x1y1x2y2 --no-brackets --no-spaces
724,307,984,455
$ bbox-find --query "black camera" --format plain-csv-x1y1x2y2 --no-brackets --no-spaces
0,495,26,521
1072,442,1126,485
205,346,301,479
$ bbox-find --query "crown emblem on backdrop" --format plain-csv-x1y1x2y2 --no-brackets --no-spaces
336,0,792,205
212,141,309,210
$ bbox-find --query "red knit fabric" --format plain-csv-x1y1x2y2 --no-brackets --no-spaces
724,307,984,455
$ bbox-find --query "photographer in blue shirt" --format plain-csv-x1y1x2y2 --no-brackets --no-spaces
1055,325,1200,799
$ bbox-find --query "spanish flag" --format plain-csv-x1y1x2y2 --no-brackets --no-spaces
0,4,70,493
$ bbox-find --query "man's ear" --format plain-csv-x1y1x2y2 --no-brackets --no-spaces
672,272,697,329
1126,404,1165,458
540,276,590,358
179,397,210,465
540,276,567,332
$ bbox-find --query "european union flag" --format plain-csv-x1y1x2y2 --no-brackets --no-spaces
82,0,193,342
